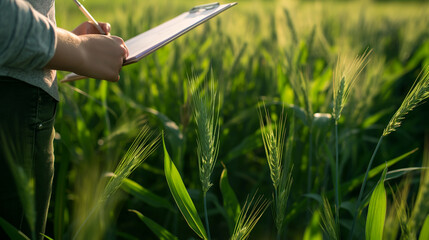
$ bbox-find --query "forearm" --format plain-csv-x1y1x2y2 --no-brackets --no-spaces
0,0,127,82
45,27,128,82
44,28,84,73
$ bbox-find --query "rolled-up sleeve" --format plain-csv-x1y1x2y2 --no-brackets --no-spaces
0,0,56,70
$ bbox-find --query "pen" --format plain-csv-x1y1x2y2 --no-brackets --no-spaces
73,0,106,35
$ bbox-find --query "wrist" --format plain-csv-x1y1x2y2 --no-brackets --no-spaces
45,28,85,72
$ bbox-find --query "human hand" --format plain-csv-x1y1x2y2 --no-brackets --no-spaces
77,34,129,81
72,21,111,35
46,28,129,82
72,22,128,81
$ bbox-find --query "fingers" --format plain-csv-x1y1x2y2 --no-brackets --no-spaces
109,36,129,82
75,34,129,82
72,22,111,35
100,36,128,82
99,22,111,35
51,27,127,82
112,36,129,63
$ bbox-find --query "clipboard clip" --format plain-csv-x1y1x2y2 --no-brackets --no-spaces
189,2,220,13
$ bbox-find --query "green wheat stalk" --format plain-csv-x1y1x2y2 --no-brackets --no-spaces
386,178,411,240
332,50,372,228
383,67,429,136
332,50,372,122
275,165,293,236
409,135,429,238
0,131,37,239
350,66,429,239
190,76,220,194
258,104,287,192
103,126,160,201
258,104,293,237
190,75,220,240
319,195,339,240
73,126,160,240
231,194,270,240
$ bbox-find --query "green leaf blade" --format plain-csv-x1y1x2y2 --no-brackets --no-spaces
0,217,30,240
366,169,387,240
303,211,323,240
163,136,208,240
220,166,241,234
121,178,175,212
419,214,429,240
130,210,178,240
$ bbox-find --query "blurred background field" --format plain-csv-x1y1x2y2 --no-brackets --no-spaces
48,0,429,239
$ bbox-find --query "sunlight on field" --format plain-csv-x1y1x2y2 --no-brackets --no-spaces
18,0,428,239
55,0,429,69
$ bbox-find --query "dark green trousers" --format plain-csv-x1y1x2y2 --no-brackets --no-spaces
0,77,57,240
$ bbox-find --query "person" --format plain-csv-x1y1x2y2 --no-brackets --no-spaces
0,0,129,239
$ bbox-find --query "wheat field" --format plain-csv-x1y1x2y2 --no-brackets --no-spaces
3,0,429,239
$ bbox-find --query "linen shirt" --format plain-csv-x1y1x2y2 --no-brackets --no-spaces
0,0,58,100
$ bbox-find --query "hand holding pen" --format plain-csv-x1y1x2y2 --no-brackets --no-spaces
73,0,106,34
72,21,111,36
51,0,129,82
46,0,128,82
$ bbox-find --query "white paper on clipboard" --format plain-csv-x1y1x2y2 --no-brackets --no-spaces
62,2,237,82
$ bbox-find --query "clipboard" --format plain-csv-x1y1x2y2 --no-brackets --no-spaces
62,2,237,82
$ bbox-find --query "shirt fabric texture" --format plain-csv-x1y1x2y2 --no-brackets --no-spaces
0,0,58,101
